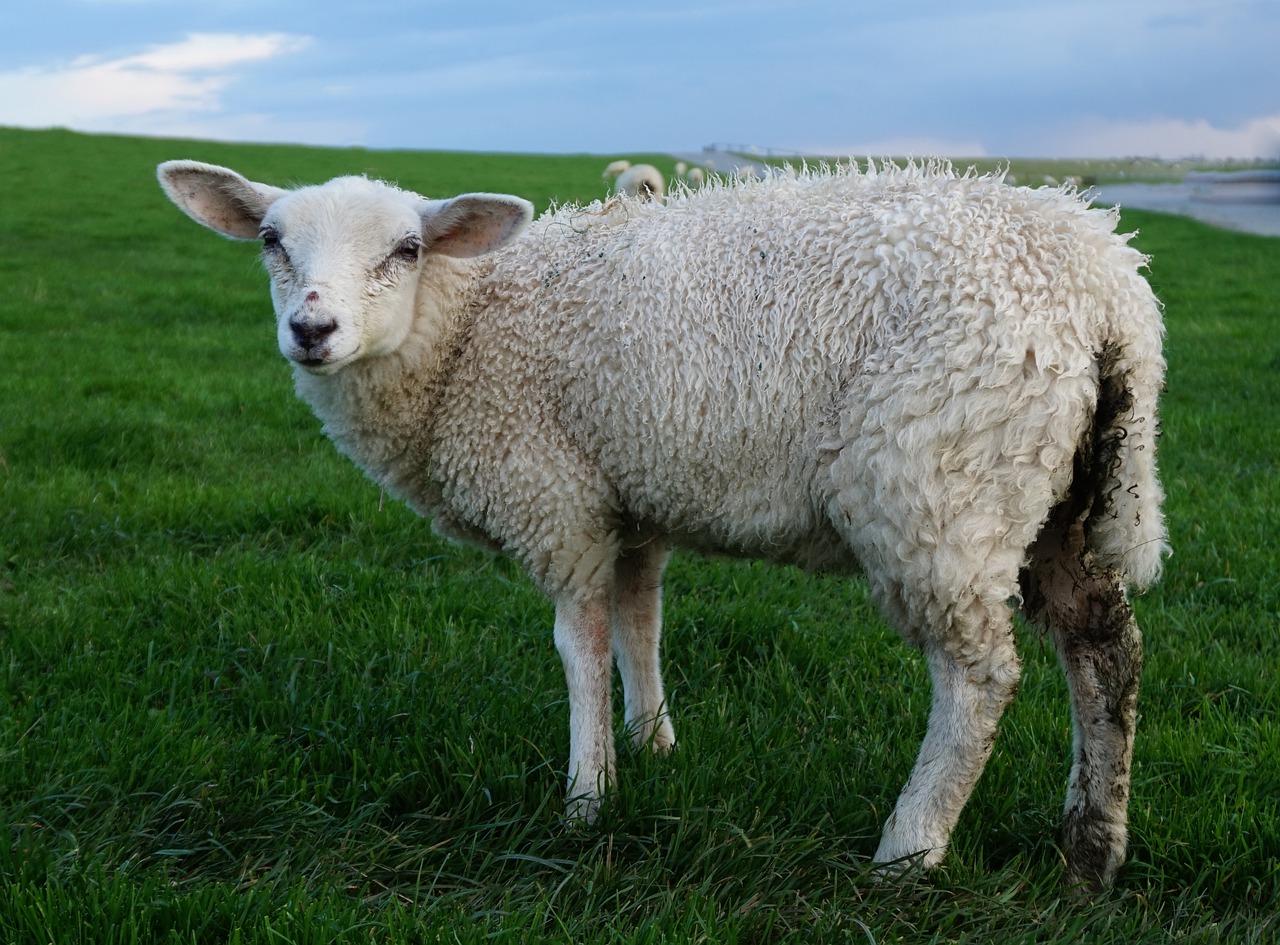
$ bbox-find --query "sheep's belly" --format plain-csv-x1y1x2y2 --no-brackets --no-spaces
597,431,856,573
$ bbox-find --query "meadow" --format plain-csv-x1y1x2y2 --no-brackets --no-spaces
1,127,1277,943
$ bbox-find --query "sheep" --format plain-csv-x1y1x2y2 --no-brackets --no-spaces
602,159,631,180
685,166,706,187
157,158,1167,890
612,163,664,201
602,159,664,201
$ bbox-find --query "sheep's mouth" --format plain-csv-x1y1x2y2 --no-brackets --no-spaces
290,350,354,376
288,349,335,372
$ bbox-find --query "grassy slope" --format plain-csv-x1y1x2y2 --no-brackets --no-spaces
1,127,1277,943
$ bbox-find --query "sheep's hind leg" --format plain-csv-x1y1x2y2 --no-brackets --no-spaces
1023,519,1143,890
554,592,615,824
874,600,1022,875
612,541,676,753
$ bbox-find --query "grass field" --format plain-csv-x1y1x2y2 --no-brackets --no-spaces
1,127,1277,943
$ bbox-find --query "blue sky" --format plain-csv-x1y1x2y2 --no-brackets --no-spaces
2,0,1278,159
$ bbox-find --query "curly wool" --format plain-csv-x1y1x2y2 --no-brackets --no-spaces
328,163,1163,609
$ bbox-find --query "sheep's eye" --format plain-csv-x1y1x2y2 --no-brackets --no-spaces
393,237,421,261
260,228,282,252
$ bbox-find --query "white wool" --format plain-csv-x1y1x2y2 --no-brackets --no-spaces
453,164,1164,593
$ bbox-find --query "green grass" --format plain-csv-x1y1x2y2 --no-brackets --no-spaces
2,126,1278,942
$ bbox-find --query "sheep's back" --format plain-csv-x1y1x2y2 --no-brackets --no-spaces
475,165,1148,567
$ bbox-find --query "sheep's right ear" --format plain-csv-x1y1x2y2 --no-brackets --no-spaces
419,193,534,259
157,160,286,240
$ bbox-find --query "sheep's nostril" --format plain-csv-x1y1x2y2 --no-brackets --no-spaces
305,291,320,304
289,316,338,348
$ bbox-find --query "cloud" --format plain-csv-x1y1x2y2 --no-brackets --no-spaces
0,33,309,128
1045,114,1280,160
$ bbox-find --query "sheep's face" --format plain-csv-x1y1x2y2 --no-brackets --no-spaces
260,180,425,375
157,160,535,377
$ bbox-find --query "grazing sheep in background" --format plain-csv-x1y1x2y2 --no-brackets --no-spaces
157,159,1166,891
602,159,631,179
602,159,664,201
685,166,706,187
612,163,665,201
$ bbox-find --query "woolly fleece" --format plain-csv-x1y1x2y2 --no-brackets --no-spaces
305,164,1165,608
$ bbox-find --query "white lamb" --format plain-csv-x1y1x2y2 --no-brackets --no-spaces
157,159,1167,890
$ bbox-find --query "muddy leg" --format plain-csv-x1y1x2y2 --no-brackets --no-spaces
554,592,615,824
874,621,1022,873
1025,523,1143,890
612,541,676,752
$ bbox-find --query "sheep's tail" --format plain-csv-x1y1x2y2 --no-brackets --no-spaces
1079,283,1168,592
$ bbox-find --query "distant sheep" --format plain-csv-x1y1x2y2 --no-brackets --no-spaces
602,159,664,201
685,167,706,187
158,159,1166,890
613,163,664,201
602,159,631,180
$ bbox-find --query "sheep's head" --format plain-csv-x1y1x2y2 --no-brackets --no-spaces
158,161,533,375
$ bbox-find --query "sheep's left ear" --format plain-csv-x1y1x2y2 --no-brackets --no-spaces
157,160,286,240
419,194,534,258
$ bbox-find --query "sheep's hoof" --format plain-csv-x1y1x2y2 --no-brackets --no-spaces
629,718,677,754
1062,850,1122,894
868,851,934,885
563,792,605,828
1061,811,1126,892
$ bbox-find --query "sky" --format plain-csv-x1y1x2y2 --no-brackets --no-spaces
2,0,1278,160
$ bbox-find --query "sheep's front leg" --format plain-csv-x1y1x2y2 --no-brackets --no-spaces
554,592,615,824
612,542,676,753
874,630,1022,873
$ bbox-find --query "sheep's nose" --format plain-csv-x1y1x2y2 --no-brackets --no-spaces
289,315,338,349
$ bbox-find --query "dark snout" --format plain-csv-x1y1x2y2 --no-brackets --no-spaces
286,289,339,367
289,314,338,353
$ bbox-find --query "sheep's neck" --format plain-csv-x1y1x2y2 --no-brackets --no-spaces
292,259,482,511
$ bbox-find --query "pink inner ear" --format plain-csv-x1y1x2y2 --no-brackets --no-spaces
429,223,466,248
426,206,514,258
162,164,276,240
